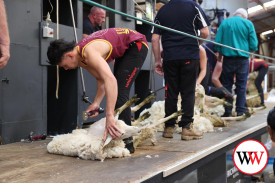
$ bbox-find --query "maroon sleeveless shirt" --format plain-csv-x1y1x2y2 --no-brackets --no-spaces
76,28,148,63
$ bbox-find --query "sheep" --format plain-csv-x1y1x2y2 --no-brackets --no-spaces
47,118,137,161
246,71,261,107
136,85,216,135
136,100,165,129
193,84,226,128
131,111,151,126
47,100,182,161
47,95,141,161
204,95,233,117
131,94,156,113
267,89,275,102
174,115,214,134
194,84,206,114
207,104,225,117
130,100,165,148
133,110,182,148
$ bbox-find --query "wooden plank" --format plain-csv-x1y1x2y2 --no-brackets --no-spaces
0,103,272,183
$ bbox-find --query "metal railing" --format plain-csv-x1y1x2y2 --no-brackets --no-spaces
80,0,275,62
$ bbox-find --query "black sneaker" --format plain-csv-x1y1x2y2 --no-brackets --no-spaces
124,137,135,154
222,112,232,117
237,113,243,116
237,110,251,118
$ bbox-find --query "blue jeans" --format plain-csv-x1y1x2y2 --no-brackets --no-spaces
222,57,249,114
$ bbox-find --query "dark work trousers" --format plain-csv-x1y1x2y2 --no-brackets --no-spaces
254,64,268,105
114,42,148,126
222,57,249,114
163,59,199,128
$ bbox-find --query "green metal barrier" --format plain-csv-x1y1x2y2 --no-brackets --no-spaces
80,0,275,61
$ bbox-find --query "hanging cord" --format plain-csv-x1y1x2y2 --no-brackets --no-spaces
202,43,218,57
55,0,59,99
69,0,78,43
132,0,147,15
68,0,92,104
48,0,53,14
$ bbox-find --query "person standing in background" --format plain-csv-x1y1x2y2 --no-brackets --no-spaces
249,58,269,107
152,0,210,140
82,6,106,39
0,0,10,69
215,8,258,117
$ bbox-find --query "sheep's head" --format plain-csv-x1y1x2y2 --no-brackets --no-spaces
120,126,141,139
116,119,141,139
103,120,141,147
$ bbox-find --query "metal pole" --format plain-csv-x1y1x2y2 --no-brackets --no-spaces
80,0,275,61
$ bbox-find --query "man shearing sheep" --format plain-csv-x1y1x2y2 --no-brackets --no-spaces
47,28,148,153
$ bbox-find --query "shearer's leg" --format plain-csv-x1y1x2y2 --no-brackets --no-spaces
114,42,148,153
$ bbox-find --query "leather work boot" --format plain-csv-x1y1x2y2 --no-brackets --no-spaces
163,126,174,138
181,127,203,140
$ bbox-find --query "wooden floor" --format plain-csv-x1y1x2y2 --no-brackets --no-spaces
0,103,273,183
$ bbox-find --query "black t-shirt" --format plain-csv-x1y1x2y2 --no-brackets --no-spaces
83,17,100,35
152,0,210,61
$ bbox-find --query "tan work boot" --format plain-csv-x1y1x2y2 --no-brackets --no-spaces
181,127,203,140
163,126,174,138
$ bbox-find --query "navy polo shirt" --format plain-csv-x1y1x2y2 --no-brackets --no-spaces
152,0,210,61
83,17,100,35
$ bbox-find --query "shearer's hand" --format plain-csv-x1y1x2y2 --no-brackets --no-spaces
86,102,100,118
103,115,122,141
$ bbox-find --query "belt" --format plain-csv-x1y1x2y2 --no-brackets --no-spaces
129,41,141,46
129,41,149,49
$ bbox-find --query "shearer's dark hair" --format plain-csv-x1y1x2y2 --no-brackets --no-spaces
267,107,275,130
47,39,76,65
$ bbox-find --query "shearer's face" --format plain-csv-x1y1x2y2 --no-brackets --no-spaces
59,54,78,70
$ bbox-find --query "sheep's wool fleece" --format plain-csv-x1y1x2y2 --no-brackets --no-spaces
267,89,275,102
193,115,214,133
246,72,261,107
47,127,130,161
139,101,165,128
175,115,214,133
207,105,225,117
